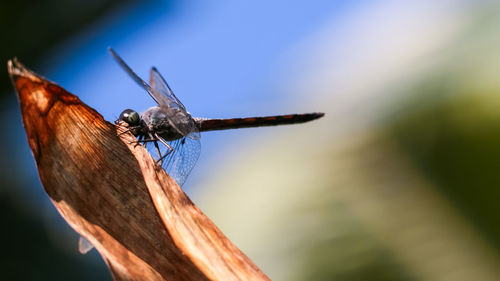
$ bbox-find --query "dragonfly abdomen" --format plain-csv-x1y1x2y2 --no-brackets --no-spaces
195,112,324,132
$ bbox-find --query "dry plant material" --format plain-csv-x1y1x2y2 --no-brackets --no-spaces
8,59,269,281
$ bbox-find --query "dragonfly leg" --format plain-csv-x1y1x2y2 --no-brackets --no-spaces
154,133,174,163
117,125,140,136
148,133,163,165
128,137,157,145
127,134,140,147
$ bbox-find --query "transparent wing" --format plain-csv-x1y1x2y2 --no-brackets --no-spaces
78,236,94,254
149,67,200,138
145,134,201,186
109,48,162,105
150,67,186,110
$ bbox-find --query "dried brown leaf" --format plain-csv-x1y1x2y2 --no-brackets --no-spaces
8,59,269,281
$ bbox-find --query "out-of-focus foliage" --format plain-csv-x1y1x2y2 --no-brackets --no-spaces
0,0,127,97
390,92,500,251
1,1,131,280
0,191,110,281
195,2,500,281
388,5,500,254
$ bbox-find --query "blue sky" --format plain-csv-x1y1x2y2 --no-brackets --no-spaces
45,0,354,119
28,0,362,190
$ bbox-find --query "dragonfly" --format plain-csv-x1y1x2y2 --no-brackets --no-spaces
78,49,323,254
110,48,324,187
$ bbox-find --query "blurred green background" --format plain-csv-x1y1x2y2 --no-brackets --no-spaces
3,1,500,281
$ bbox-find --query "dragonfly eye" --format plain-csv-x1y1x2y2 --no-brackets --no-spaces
119,109,140,126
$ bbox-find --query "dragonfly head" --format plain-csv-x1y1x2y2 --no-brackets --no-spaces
116,109,140,127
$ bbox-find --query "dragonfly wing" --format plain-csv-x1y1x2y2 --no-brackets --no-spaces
109,48,161,104
150,67,186,110
78,236,94,254
149,67,200,137
145,136,201,186
187,130,201,140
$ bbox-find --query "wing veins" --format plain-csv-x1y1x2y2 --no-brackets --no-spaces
149,67,186,110
109,48,160,104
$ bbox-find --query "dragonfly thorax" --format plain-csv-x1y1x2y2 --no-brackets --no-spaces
141,106,192,141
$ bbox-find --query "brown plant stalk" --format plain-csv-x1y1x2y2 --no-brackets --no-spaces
8,59,269,281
